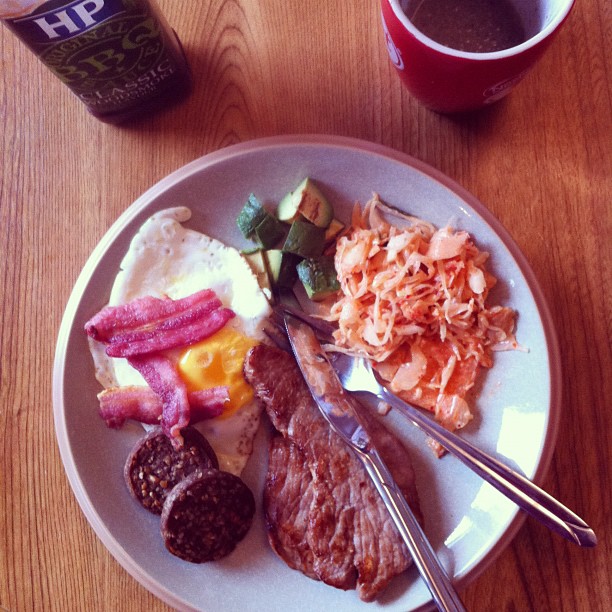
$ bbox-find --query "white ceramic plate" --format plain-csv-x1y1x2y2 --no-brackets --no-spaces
53,135,561,611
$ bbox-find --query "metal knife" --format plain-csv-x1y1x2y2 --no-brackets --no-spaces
272,299,597,549
283,313,466,612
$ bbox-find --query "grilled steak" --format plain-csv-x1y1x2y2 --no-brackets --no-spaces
244,344,422,602
264,435,318,580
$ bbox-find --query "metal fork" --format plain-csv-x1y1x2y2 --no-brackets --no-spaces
271,302,596,548
326,351,596,547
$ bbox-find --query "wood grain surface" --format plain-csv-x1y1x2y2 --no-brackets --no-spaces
0,1,610,611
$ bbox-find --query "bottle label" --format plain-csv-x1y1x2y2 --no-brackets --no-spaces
3,0,187,114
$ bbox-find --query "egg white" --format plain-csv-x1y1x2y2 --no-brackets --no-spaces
90,207,271,475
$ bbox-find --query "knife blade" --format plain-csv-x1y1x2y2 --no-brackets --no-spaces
282,313,466,612
272,299,597,548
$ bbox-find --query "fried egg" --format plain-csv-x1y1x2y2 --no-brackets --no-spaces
90,207,272,475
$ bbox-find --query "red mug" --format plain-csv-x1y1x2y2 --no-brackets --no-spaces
381,0,575,113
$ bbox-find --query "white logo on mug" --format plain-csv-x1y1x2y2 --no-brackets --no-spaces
483,70,529,103
382,12,404,70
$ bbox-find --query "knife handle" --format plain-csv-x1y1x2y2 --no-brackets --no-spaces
358,447,466,612
378,387,597,547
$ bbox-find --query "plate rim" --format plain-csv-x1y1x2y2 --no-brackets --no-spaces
53,134,562,611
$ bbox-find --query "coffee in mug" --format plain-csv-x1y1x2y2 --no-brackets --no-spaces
405,0,531,53
382,0,575,112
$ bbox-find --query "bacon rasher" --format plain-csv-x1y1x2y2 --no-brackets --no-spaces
128,353,191,446
105,307,235,357
98,385,229,429
85,288,237,447
85,288,220,342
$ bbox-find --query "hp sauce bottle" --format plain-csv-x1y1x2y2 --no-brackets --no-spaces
1,0,192,122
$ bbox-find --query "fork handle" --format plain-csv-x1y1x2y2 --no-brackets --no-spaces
359,447,466,612
378,387,597,547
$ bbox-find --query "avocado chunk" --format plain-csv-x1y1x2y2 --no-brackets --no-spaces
277,178,333,228
277,190,297,223
297,256,340,301
236,193,268,239
282,219,326,258
324,218,345,243
254,213,285,249
265,249,300,288
243,250,272,299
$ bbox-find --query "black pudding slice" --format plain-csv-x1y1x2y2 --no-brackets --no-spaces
124,426,219,514
160,469,256,563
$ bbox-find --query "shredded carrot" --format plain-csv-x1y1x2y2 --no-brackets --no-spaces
325,195,519,447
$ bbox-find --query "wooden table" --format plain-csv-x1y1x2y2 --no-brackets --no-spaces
1,1,609,610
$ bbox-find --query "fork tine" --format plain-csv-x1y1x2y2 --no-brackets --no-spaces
269,308,335,351
263,319,291,351
272,303,336,342
272,284,337,341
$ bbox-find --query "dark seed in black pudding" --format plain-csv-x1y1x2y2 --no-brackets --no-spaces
160,469,256,563
124,426,219,514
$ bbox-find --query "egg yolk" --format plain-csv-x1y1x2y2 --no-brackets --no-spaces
177,328,258,418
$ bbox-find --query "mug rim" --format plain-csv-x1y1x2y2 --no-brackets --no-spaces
387,0,575,60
